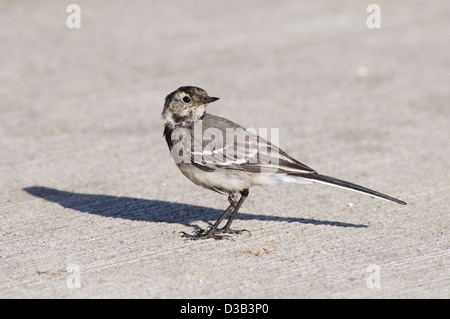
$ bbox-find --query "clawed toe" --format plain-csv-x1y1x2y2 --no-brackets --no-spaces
179,230,233,241
179,226,252,239
216,227,251,236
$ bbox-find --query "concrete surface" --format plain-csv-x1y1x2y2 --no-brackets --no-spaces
1,0,448,298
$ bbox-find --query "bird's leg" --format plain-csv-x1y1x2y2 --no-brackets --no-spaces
217,189,250,235
180,203,234,240
180,189,250,240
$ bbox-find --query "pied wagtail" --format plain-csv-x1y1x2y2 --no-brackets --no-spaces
162,86,406,239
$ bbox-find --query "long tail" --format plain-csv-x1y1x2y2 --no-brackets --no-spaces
296,173,406,205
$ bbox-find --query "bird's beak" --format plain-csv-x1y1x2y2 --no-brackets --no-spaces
203,96,219,104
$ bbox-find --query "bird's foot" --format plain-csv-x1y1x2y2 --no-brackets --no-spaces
216,227,252,236
179,229,233,241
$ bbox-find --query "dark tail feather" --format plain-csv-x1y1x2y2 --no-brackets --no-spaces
297,173,406,205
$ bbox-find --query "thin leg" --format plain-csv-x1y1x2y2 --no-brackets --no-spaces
203,204,234,238
218,189,250,234
180,189,250,240
180,204,234,240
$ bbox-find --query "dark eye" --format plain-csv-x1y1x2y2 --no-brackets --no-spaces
182,96,191,103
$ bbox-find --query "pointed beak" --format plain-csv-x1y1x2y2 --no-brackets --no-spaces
203,96,219,104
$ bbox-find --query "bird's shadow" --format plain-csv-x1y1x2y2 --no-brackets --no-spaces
23,186,367,231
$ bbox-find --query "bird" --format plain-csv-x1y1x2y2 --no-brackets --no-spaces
161,86,406,239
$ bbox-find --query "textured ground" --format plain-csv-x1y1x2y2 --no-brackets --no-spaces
1,0,448,298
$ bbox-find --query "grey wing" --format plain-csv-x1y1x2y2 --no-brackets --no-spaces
189,115,316,175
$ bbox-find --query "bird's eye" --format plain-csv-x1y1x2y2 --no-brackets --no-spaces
182,96,191,103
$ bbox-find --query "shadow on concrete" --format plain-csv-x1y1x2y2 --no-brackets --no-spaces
23,186,367,230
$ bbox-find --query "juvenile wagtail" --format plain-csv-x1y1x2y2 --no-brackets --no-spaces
162,86,406,239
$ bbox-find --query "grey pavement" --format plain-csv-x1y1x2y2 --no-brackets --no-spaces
0,0,449,298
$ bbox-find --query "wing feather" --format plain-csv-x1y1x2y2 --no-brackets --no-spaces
184,114,316,174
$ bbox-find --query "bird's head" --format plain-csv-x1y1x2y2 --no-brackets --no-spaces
162,86,219,124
